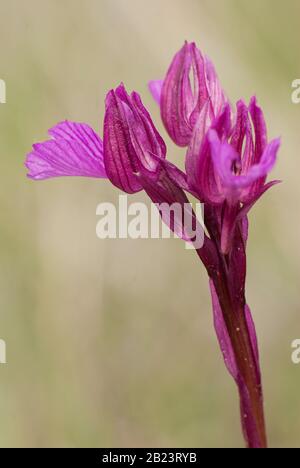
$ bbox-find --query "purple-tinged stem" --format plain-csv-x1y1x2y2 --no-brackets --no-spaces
197,205,267,448
212,268,267,448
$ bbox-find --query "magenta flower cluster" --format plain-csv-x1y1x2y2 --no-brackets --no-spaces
25,42,280,448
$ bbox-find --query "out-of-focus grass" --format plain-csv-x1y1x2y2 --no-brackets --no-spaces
0,0,299,447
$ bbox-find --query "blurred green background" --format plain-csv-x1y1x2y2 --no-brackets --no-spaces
0,0,299,448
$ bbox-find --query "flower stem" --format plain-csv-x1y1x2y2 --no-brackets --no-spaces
214,270,267,448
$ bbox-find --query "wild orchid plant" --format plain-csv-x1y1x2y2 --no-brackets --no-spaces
25,42,280,448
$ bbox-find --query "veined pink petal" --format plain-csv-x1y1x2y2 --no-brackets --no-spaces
246,96,269,199
231,100,254,171
209,130,239,186
130,90,167,166
204,56,227,117
103,88,142,193
161,42,210,147
148,80,163,104
240,138,280,190
160,42,227,148
208,129,280,203
185,100,212,189
249,96,267,164
103,84,166,194
25,121,106,180
187,106,231,204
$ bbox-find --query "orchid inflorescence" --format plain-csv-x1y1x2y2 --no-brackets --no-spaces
25,41,280,448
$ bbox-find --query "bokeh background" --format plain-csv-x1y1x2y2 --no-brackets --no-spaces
0,0,299,448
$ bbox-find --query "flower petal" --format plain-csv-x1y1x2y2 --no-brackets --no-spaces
242,138,280,186
209,130,239,185
148,80,163,104
161,42,210,147
249,96,267,164
103,84,166,194
185,100,212,189
130,90,167,166
186,104,232,203
204,56,227,116
231,100,254,173
103,88,142,193
209,129,280,202
25,121,106,180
